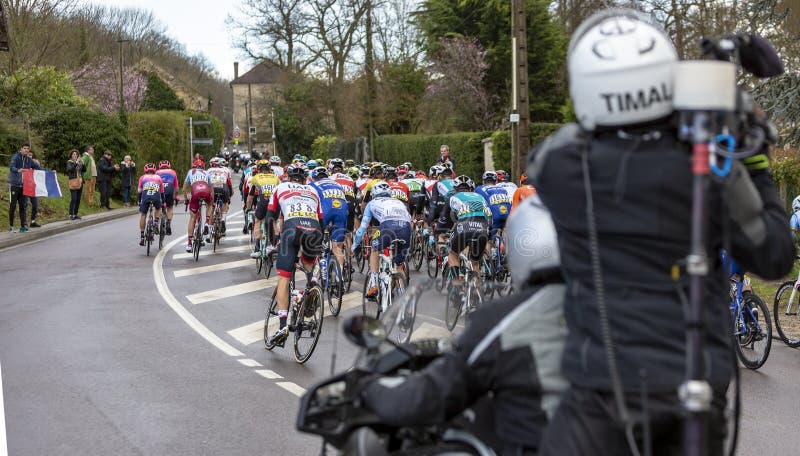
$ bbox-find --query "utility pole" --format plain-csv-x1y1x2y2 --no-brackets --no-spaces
364,0,376,161
510,0,530,181
271,108,277,156
116,39,131,126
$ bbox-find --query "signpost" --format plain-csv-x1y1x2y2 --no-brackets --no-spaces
191,138,214,145
186,117,214,164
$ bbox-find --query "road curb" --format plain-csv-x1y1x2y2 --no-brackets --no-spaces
0,208,139,251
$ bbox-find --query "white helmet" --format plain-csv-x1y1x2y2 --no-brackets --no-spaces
506,195,560,286
568,9,678,131
792,195,800,214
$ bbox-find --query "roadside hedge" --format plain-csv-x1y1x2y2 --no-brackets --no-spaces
374,131,492,179
489,123,562,173
0,120,27,166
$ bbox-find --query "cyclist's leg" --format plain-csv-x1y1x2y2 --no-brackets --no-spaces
164,186,175,234
299,224,324,275
394,222,412,287
272,226,299,339
331,210,348,267
469,223,489,276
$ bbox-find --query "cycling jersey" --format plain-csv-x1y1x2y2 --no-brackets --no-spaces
404,178,427,218
310,178,349,242
207,167,232,190
249,173,281,204
442,191,492,223
137,174,164,214
332,172,359,231
512,185,537,210
184,170,212,214
403,178,424,194
356,178,369,194
354,197,412,265
495,182,518,200
427,178,455,228
791,211,800,238
156,169,179,207
388,181,410,205
265,181,323,223
271,165,284,178
184,168,210,186
476,184,512,236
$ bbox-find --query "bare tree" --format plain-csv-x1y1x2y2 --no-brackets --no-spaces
1,0,78,72
373,0,423,65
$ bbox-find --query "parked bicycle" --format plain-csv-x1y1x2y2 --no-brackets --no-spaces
263,263,324,364
362,239,408,319
773,256,800,347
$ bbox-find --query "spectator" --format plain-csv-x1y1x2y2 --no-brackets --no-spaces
97,150,119,210
437,144,456,171
82,146,97,207
8,143,41,232
119,155,136,207
26,148,43,227
66,149,85,220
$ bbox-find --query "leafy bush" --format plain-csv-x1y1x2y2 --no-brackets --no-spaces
0,66,89,119
487,123,561,173
141,73,186,111
771,148,800,209
31,106,129,172
311,135,338,161
374,131,492,180
0,120,27,166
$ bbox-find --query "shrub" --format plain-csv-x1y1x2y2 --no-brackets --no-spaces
311,135,338,161
374,131,492,180
0,120,27,166
771,148,800,209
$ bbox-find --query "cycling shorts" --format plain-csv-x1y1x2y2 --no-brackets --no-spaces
276,218,323,277
490,217,507,239
139,194,162,215
409,192,427,217
321,207,348,243
371,221,411,265
189,187,213,214
163,185,175,208
450,218,489,261
213,187,231,205
434,218,453,236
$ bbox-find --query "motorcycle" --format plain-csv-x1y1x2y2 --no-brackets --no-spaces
296,279,498,455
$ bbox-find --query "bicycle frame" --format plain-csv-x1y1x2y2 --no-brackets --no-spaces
730,276,764,336
780,267,800,315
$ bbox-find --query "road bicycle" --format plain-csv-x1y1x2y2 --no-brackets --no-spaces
191,200,208,262
444,238,485,331
254,221,277,279
773,256,800,347
408,220,425,271
355,231,372,274
264,263,324,364
143,201,164,256
211,194,224,253
317,230,344,317
426,234,451,293
362,239,408,319
730,273,772,369
486,230,512,298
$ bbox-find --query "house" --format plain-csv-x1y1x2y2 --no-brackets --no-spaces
230,60,290,154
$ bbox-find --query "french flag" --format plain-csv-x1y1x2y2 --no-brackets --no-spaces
22,169,62,198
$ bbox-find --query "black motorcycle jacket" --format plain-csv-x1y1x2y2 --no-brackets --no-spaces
528,122,794,393
362,280,568,454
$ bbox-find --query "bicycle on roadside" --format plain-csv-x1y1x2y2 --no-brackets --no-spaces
443,238,485,331
773,255,800,347
263,263,324,364
362,239,408,319
730,272,772,369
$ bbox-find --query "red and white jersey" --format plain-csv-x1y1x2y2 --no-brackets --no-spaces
207,167,231,189
387,181,410,204
221,166,233,180
268,182,323,222
331,172,357,200
425,179,437,198
356,177,369,193
271,165,284,178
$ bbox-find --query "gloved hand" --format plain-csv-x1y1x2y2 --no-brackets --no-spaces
723,161,767,245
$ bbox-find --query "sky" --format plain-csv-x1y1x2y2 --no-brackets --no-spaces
92,0,244,81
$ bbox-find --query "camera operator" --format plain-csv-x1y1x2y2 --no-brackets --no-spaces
529,9,794,455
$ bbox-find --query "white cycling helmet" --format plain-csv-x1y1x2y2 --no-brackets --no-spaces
371,182,392,199
506,195,560,286
569,9,678,131
792,195,800,214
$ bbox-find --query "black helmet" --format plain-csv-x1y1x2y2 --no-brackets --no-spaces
286,164,306,182
453,175,475,191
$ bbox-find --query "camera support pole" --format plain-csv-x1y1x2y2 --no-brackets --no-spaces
680,112,714,456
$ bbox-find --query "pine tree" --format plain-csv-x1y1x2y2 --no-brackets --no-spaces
141,73,185,111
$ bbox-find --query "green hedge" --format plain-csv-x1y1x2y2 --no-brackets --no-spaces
375,131,492,180
0,120,27,166
32,106,129,172
488,123,562,172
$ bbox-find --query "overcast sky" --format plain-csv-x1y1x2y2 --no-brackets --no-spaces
93,0,244,80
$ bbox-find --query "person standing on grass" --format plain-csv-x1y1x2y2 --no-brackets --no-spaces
82,145,97,207
97,150,118,210
66,149,85,220
26,148,42,227
119,155,136,207
8,143,41,233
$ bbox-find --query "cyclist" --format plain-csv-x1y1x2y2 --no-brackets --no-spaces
181,159,213,252
475,171,511,243
361,163,386,209
247,160,281,258
156,160,179,235
790,195,800,240
440,175,491,283
330,159,359,252
384,166,410,208
258,164,324,347
494,170,518,201
269,155,284,178
137,163,165,246
344,159,356,169
351,182,411,298
427,166,455,247
207,157,233,237
402,170,428,221
309,166,349,269
512,172,536,210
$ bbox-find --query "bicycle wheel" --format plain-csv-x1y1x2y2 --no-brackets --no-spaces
255,241,264,275
362,277,381,319
479,259,494,300
145,218,153,257
263,290,279,350
395,294,418,344
411,232,424,271
343,257,353,292
426,244,439,278
327,260,343,316
158,217,165,250
294,286,324,363
264,251,275,279
445,282,463,331
193,223,201,261
773,281,800,347
436,264,449,293
357,243,369,274
735,292,772,370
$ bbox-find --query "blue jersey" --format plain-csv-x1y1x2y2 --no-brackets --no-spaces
310,178,348,215
446,192,491,222
475,184,511,221
184,169,210,185
354,197,411,241
791,212,800,238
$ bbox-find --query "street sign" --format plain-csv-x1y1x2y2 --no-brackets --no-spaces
234,138,239,145
249,126,256,135
233,126,240,138
191,138,214,145
186,120,212,125
510,113,520,123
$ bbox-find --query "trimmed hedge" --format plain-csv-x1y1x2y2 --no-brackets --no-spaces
488,123,562,173
375,131,492,180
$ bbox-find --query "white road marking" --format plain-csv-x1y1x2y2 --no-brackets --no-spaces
228,292,364,346
186,278,277,305
173,259,253,278
153,235,244,357
410,322,453,341
0,362,7,456
276,382,306,396
172,244,251,260
237,359,262,368
220,234,249,242
255,369,283,380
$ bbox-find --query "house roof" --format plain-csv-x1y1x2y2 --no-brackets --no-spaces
231,60,289,86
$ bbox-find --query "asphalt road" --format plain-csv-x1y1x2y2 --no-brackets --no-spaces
0,187,798,455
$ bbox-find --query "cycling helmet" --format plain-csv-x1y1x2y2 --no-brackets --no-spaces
402,162,412,168
293,154,303,161
209,157,220,166
429,165,441,178
496,170,508,181
453,175,475,191
144,163,156,173
360,164,371,175
219,159,228,167
371,182,392,199
397,164,409,173
158,160,171,169
507,195,561,285
439,166,454,177
311,166,329,180
792,195,800,214
520,173,529,185
270,155,281,165
384,166,398,180
482,171,498,182
369,164,384,177
329,158,344,171
347,167,360,180
307,159,319,169
345,159,355,168
257,159,271,172
416,170,427,179
569,9,677,131
286,164,305,182
192,159,205,169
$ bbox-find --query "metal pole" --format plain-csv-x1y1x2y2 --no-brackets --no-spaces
189,117,194,166
271,108,277,156
247,84,253,153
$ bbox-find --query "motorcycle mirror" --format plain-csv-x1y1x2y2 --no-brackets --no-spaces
342,315,386,350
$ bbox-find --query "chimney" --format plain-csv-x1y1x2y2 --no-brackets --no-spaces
233,62,239,80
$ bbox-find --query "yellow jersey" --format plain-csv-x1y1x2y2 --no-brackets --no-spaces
249,173,280,201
